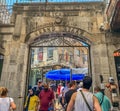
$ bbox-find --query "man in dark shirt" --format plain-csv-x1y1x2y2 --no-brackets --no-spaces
65,81,77,109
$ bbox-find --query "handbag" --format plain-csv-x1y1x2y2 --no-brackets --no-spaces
80,90,92,111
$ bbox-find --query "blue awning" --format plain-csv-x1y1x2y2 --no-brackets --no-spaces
45,69,85,80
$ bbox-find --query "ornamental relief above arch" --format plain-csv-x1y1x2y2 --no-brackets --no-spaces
24,14,96,45
25,23,95,46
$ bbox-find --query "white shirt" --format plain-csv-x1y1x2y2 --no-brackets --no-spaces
59,86,64,97
74,91,93,111
0,97,14,111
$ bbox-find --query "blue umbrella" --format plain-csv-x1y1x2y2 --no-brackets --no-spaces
45,69,85,80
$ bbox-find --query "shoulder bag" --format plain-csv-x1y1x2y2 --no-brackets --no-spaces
80,90,92,111
100,92,104,105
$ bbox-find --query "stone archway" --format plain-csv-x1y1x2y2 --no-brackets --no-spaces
0,2,114,110
24,24,96,90
24,23,103,81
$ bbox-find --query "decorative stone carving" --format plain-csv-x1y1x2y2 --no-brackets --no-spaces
13,15,22,41
55,17,62,24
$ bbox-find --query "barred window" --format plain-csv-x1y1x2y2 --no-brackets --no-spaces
47,47,54,59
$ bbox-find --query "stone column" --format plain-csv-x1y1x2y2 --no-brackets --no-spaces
0,42,29,111
91,34,110,89
105,33,120,97
14,43,29,111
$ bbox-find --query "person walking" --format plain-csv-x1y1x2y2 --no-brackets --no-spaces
65,81,77,110
59,83,65,108
33,80,43,96
57,83,61,104
106,77,119,107
94,86,112,111
39,83,54,111
67,76,102,111
0,87,16,111
24,88,39,111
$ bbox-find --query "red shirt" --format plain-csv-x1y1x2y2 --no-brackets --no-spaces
57,86,61,95
39,89,54,110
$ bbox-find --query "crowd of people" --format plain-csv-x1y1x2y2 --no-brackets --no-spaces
0,76,116,111
23,76,113,111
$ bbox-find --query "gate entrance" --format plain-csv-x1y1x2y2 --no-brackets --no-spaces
0,1,115,110
28,32,90,87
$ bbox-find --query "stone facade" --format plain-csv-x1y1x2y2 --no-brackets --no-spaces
0,2,119,110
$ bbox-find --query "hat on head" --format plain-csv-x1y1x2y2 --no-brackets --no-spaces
109,77,114,83
38,79,42,83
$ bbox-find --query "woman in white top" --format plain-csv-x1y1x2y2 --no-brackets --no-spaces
0,87,16,111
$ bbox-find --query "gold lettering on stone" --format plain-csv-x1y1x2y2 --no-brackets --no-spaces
35,32,38,36
38,30,41,34
80,30,84,35
52,26,55,31
66,27,71,32
43,28,47,32
71,28,74,33
77,30,81,35
69,27,73,32
64,26,67,32
46,27,51,32
75,29,79,35
67,27,70,32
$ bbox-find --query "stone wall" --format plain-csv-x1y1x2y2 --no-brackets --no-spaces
0,2,120,110
0,24,29,110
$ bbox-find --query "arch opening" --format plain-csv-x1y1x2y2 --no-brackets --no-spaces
27,31,91,87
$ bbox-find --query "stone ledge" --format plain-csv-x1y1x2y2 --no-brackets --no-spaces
0,24,14,27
